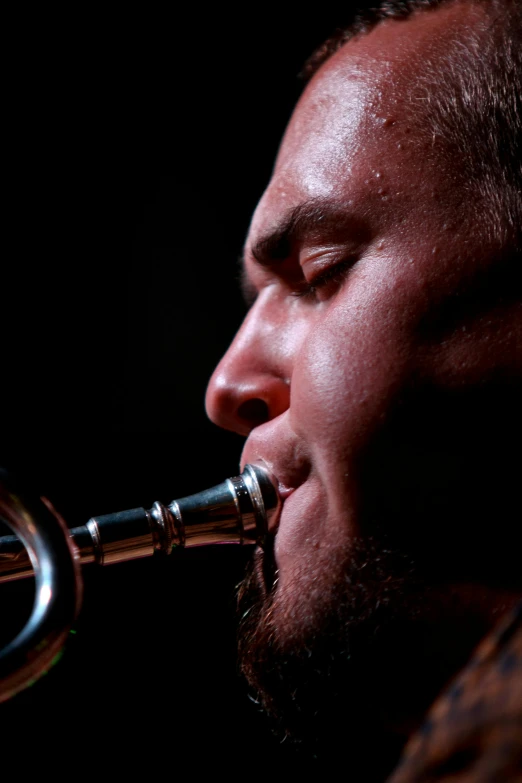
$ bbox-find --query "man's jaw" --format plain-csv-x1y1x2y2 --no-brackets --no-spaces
235,526,427,774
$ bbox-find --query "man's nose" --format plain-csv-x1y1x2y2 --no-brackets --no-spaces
205,309,291,436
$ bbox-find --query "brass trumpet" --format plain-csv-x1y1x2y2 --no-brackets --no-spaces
0,463,280,704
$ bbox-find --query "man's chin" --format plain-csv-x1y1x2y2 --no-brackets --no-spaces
236,536,425,772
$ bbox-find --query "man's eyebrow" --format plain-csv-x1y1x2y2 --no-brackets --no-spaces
248,198,366,268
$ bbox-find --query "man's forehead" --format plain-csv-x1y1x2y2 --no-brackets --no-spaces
247,0,490,248
279,0,492,154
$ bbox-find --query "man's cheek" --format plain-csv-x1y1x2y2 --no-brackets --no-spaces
291,313,406,454
420,306,522,389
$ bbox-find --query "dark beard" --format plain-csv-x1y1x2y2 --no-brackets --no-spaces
236,534,447,777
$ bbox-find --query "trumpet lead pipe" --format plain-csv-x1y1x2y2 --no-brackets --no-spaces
0,463,281,583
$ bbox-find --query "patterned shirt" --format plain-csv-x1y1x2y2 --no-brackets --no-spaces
388,602,522,782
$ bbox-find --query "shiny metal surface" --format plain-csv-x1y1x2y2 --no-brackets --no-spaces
0,463,280,702
0,470,82,704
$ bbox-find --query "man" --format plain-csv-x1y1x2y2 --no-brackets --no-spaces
206,0,521,779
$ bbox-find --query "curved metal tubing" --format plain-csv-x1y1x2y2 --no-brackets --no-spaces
0,470,82,704
0,463,280,703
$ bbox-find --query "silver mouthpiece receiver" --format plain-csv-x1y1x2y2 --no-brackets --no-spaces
71,462,281,566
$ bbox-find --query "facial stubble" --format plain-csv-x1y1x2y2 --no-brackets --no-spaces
236,531,429,768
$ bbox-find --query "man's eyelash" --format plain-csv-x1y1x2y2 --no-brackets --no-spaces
291,259,353,299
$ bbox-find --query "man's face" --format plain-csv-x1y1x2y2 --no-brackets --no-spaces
206,1,521,751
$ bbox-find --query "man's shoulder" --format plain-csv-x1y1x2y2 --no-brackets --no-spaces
388,602,522,782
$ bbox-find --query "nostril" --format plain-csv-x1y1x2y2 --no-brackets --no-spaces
237,398,270,427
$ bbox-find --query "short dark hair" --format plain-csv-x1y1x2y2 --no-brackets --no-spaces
304,0,522,247
302,0,450,79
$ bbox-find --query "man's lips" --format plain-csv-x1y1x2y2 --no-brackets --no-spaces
242,453,311,537
246,456,309,494
240,423,313,545
277,482,297,501
241,449,310,500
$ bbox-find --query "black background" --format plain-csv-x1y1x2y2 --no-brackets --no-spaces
1,10,345,776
